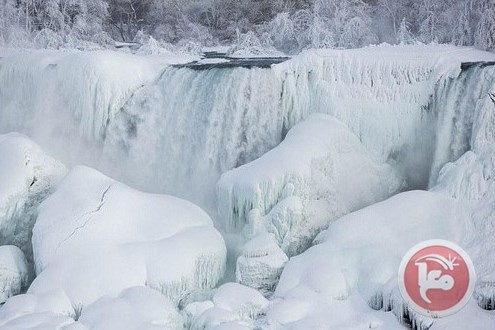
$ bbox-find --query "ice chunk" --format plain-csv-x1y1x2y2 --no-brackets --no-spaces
0,133,66,260
236,233,288,296
29,166,226,307
0,246,29,303
217,114,403,254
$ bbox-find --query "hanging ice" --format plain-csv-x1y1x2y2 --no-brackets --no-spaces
217,114,403,250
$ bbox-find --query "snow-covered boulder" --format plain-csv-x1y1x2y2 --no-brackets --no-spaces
0,133,66,260
264,190,472,328
236,233,288,296
29,166,226,307
190,283,268,330
76,286,184,330
218,114,403,254
0,246,29,303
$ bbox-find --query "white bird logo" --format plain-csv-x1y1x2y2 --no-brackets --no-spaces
415,254,459,303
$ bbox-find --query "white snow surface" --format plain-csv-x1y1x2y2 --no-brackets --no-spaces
0,133,66,259
28,165,226,308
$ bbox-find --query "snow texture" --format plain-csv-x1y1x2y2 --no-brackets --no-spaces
29,165,226,308
0,133,66,261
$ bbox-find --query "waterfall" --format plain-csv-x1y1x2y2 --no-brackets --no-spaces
0,48,494,210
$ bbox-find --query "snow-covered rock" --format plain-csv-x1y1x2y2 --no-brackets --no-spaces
28,165,226,308
0,133,66,260
263,190,474,328
190,283,268,330
76,286,184,330
236,233,288,296
218,114,403,254
0,246,29,303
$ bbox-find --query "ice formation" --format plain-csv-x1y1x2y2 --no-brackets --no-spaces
236,233,288,296
188,282,269,329
218,114,403,255
0,133,66,261
0,246,29,303
29,165,226,308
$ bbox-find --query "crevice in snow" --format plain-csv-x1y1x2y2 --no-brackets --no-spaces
54,184,112,255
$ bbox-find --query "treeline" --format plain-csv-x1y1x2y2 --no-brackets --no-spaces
1,0,494,52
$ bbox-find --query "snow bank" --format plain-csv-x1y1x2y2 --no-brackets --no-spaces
217,114,403,251
0,246,29,303
29,165,226,307
0,133,66,260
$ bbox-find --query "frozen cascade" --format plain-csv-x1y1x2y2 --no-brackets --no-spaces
429,64,495,186
103,66,285,201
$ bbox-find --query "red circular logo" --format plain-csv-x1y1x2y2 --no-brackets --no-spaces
398,240,476,317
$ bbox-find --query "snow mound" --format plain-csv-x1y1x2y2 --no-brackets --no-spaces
77,286,183,330
0,133,66,260
236,233,288,296
0,246,29,303
189,282,268,329
218,114,403,253
29,165,226,307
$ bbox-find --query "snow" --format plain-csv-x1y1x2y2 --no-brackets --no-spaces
217,114,403,253
0,133,66,261
28,165,226,308
76,286,184,330
188,283,268,329
0,246,29,303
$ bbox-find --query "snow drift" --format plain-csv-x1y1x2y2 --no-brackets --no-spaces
29,165,226,308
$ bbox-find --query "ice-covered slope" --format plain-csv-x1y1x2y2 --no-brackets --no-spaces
0,133,66,261
28,166,226,308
